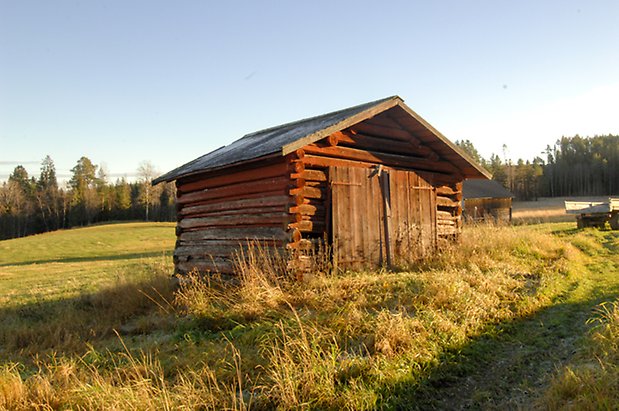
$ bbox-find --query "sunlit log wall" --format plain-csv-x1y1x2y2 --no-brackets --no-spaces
174,157,295,274
174,110,464,274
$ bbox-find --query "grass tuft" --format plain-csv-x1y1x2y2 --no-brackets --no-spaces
540,300,619,410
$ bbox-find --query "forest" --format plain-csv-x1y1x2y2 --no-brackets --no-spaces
1,134,617,240
0,156,176,240
456,134,619,200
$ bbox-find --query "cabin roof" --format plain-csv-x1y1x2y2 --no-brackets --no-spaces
154,96,490,184
463,179,514,199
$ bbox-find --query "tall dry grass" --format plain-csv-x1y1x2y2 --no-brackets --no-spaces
171,223,585,408
1,224,588,410
0,344,251,410
0,260,176,357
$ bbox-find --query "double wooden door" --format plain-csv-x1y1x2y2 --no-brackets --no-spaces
329,166,437,270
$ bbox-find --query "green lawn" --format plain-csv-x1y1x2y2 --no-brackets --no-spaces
0,222,175,306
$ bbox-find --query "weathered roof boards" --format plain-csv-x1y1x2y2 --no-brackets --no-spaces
155,96,489,274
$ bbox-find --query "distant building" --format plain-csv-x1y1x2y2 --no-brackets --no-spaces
462,179,513,223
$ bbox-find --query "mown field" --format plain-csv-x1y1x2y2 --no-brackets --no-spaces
1,220,618,410
511,196,612,224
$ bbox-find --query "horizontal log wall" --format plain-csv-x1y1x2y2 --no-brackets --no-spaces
174,158,293,274
435,181,463,237
284,148,329,243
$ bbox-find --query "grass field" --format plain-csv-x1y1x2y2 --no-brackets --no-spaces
0,222,175,306
1,221,618,409
511,196,612,224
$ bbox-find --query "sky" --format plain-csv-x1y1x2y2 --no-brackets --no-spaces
1,0,618,183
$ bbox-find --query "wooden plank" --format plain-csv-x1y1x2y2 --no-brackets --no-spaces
400,169,414,261
288,220,325,233
436,196,460,208
286,239,313,250
333,130,435,158
177,161,288,193
290,186,323,199
351,122,415,142
177,176,289,205
380,172,392,267
437,219,457,226
437,225,458,236
305,180,324,188
289,204,321,215
436,185,458,196
168,153,281,186
363,112,402,128
181,205,288,219
178,239,282,247
302,169,327,182
179,227,288,242
421,172,437,252
177,259,235,274
179,212,290,230
175,244,286,258
180,189,289,210
303,145,458,174
175,244,243,258
437,210,456,220
179,195,289,216
390,170,411,262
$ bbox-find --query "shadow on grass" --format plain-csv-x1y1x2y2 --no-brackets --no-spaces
601,231,619,253
0,251,172,267
0,274,177,363
378,287,619,410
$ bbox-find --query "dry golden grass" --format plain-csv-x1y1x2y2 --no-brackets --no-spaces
0,222,600,410
169,223,585,408
0,262,176,358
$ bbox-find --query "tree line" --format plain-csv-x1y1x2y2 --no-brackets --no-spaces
0,156,175,240
456,134,619,200
1,134,617,239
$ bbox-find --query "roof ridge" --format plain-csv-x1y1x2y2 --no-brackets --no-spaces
241,95,400,140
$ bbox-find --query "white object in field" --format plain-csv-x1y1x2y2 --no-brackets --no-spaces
564,198,618,215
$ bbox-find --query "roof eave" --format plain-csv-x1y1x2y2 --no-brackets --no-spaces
152,152,281,186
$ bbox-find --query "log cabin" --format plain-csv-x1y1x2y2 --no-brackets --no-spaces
462,179,513,223
153,96,490,274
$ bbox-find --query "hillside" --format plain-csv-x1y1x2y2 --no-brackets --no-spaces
0,222,175,306
1,222,618,409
